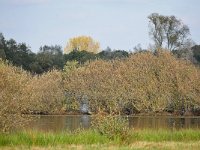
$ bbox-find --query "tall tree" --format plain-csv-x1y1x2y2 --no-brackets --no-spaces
148,13,190,51
35,45,64,73
98,47,129,60
0,33,6,60
192,45,200,63
64,36,100,54
4,39,34,70
64,50,97,64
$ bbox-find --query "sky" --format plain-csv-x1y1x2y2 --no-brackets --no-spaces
0,0,200,52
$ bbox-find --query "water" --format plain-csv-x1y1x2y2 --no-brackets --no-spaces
27,115,200,132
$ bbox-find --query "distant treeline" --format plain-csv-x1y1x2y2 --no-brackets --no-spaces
0,33,129,74
1,33,200,74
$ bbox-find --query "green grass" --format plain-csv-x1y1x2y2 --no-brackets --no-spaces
132,129,200,142
0,129,200,148
0,130,110,147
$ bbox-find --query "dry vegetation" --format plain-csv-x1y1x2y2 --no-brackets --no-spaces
1,142,200,150
22,70,65,115
63,50,200,114
0,60,30,132
0,60,65,133
1,49,200,132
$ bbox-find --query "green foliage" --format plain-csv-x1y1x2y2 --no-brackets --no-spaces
98,49,129,60
1,129,200,148
0,33,66,74
4,39,35,71
192,45,200,63
132,129,200,142
64,50,97,64
0,130,109,146
0,49,6,60
63,60,79,75
0,33,6,60
32,45,64,74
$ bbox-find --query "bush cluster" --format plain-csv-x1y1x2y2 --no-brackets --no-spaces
1,49,200,132
22,70,65,114
0,60,30,132
63,50,200,114
0,60,65,133
91,113,130,141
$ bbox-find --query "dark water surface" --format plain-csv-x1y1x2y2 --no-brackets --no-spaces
26,115,200,132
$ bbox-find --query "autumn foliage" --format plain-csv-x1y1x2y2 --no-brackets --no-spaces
63,50,200,114
1,49,200,132
0,60,65,132
22,70,65,114
64,36,100,54
0,60,30,132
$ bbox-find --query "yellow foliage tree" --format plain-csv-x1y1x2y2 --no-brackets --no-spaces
64,36,100,54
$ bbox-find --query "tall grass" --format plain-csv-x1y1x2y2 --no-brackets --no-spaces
0,130,109,147
0,129,200,147
133,129,200,142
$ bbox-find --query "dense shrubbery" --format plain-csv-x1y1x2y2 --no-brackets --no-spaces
0,60,30,132
0,60,65,132
22,70,65,114
1,49,200,133
63,50,200,114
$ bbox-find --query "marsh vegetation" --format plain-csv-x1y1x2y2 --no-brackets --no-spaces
1,13,200,149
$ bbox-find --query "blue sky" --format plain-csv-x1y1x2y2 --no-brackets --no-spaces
0,0,199,52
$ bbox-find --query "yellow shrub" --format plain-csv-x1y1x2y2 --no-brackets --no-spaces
23,70,65,114
0,60,30,132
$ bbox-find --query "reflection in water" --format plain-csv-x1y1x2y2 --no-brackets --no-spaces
128,116,200,130
27,115,200,132
80,115,91,128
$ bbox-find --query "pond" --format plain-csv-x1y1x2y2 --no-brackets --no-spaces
26,115,200,132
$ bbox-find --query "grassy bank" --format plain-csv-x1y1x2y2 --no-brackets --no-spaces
1,129,200,149
1,142,200,150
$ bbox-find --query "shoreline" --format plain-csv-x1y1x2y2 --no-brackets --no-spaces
25,111,200,117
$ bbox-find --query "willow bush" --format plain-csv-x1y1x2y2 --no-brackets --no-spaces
22,70,65,114
63,50,200,114
0,59,66,133
92,113,130,141
0,60,30,133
